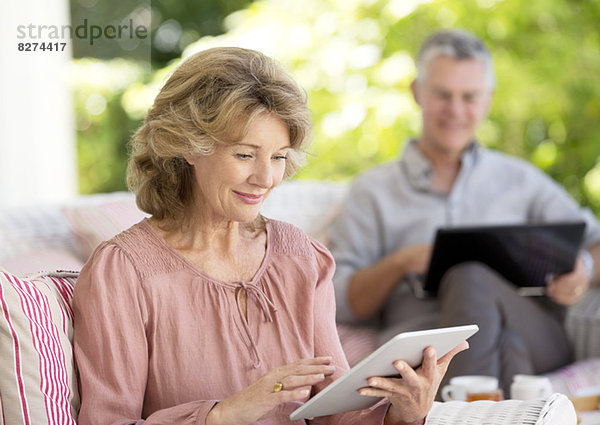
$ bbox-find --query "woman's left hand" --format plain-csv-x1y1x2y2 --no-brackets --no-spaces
358,341,469,425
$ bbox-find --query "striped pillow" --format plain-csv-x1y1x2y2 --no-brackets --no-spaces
0,271,79,425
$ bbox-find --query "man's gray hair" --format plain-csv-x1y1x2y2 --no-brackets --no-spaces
416,29,495,89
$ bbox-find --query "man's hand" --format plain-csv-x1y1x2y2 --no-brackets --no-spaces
393,244,433,276
546,256,592,306
348,244,433,319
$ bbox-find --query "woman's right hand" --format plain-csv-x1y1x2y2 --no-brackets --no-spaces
206,356,336,425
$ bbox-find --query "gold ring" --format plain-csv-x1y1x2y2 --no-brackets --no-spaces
273,382,283,392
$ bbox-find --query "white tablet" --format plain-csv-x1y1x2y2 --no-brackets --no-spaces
289,324,478,421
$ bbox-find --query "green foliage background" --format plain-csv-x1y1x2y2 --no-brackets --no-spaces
72,0,600,213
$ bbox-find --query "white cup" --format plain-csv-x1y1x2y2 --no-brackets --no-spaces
510,375,553,400
442,375,502,402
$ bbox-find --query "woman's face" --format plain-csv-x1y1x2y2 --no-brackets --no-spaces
187,114,291,225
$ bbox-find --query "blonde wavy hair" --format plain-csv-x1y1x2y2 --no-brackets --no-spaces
127,47,312,227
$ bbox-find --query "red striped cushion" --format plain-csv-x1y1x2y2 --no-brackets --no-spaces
543,358,600,396
0,271,79,425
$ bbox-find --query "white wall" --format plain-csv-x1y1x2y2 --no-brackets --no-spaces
0,0,77,207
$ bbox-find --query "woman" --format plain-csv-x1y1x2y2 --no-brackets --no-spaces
73,47,467,425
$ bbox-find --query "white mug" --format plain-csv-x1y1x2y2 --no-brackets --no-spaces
442,375,502,402
510,375,553,400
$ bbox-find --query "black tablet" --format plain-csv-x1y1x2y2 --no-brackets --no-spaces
422,221,586,296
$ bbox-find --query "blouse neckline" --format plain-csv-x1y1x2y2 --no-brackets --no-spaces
140,218,274,287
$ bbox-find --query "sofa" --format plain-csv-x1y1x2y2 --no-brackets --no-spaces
1,179,596,424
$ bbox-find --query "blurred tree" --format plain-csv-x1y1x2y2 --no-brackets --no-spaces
150,0,254,65
71,59,150,194
70,0,252,194
73,0,600,216
70,0,253,66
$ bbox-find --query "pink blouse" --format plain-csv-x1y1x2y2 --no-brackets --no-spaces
73,219,389,424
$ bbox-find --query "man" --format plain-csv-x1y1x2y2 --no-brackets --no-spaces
328,29,600,393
